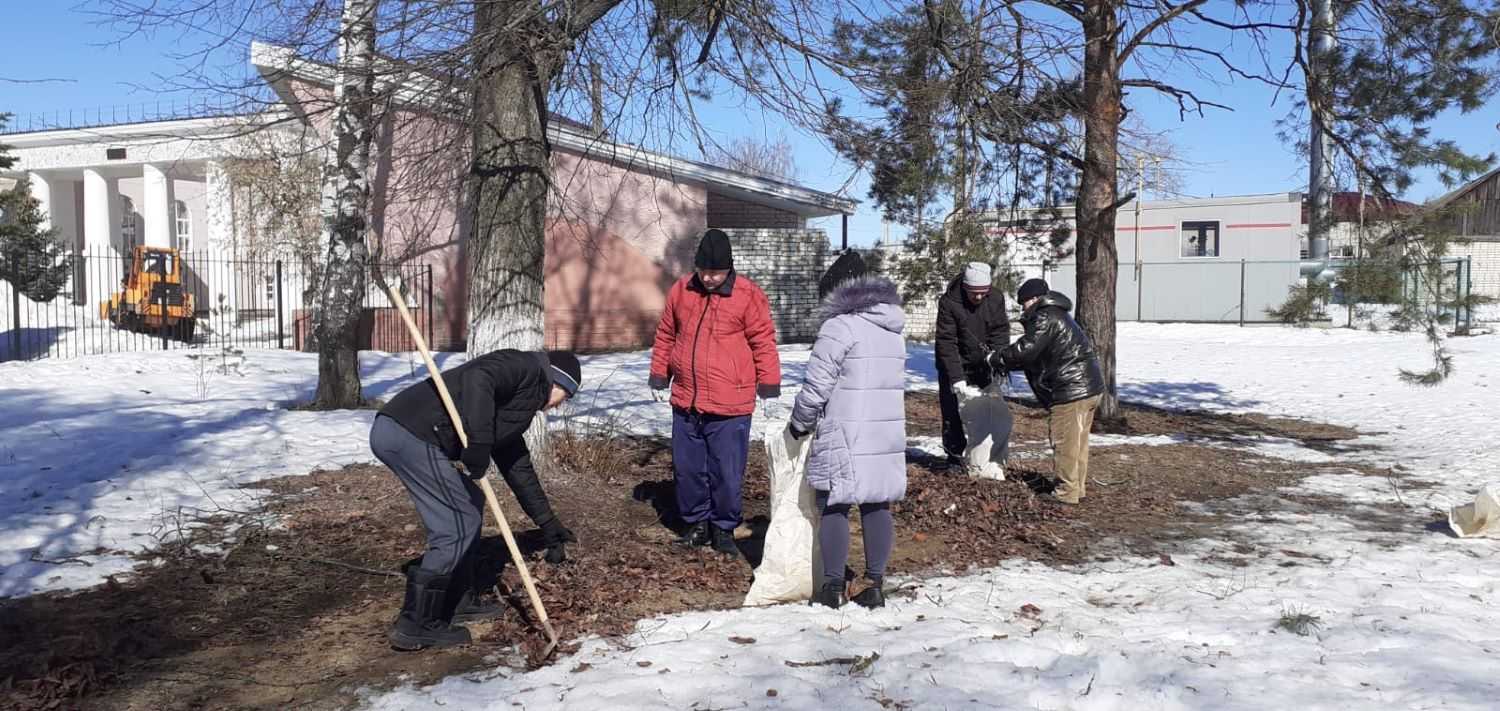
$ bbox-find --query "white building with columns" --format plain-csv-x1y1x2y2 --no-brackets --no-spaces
1,115,281,313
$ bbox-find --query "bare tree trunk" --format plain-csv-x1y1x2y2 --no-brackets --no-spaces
312,0,377,409
467,11,550,356
1075,0,1123,423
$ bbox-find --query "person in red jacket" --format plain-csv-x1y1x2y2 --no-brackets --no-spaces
649,228,782,556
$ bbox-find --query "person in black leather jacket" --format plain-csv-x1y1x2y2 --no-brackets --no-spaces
371,349,582,650
989,279,1104,505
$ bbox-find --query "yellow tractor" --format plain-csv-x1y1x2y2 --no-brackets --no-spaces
101,246,198,341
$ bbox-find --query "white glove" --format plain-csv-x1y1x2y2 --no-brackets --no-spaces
953,381,982,401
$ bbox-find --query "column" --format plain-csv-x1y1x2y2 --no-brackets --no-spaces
202,161,239,312
142,163,176,248
203,161,233,254
82,168,116,254
27,172,52,231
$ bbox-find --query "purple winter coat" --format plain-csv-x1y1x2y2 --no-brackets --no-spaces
790,275,908,506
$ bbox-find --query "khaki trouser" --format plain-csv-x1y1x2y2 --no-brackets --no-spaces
1048,395,1102,504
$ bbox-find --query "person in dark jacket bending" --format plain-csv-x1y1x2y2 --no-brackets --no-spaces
933,262,1011,468
989,279,1105,505
370,350,583,651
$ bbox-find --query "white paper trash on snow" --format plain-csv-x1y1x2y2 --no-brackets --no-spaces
960,383,1014,481
743,422,822,606
1448,485,1500,538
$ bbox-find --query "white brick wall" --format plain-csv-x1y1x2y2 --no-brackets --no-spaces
724,228,828,343
1450,237,1500,300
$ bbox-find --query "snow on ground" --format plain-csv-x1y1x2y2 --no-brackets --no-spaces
0,348,454,596
364,323,1500,710
5,322,1500,708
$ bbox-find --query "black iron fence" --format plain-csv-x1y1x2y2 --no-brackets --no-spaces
2,248,434,362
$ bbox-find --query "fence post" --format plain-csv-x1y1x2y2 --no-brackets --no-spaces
1465,256,1474,331
275,259,285,350
425,263,434,350
10,273,20,360
1136,262,1143,322
1236,261,1248,327
159,287,170,351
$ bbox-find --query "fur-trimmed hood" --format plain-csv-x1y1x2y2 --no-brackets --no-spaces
819,275,904,334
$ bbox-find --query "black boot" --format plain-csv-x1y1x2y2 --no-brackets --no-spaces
673,521,710,549
446,557,504,624
811,579,846,609
390,566,473,651
851,579,886,609
710,525,738,557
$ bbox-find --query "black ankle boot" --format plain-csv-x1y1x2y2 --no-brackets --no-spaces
673,521,710,548
810,580,846,609
450,588,504,623
390,567,473,651
710,525,739,556
851,580,886,609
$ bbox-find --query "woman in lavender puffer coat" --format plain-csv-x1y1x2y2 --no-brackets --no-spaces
788,258,907,609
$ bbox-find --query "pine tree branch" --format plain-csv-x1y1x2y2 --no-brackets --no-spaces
1134,42,1289,87
1187,8,1300,32
1119,78,1233,118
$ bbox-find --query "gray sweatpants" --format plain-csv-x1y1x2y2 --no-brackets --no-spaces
370,414,484,575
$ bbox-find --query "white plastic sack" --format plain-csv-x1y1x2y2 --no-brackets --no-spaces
960,382,1013,481
743,422,822,606
1448,485,1500,538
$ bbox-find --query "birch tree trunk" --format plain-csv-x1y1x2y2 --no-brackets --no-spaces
312,0,377,409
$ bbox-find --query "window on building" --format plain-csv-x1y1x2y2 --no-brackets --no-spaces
175,200,193,252
120,196,137,248
1180,220,1220,258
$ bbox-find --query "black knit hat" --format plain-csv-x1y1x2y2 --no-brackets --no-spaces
1017,278,1049,303
818,250,869,300
694,228,734,270
547,351,582,398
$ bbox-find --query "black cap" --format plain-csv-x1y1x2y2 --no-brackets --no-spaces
547,351,582,397
1017,278,1049,303
694,228,734,270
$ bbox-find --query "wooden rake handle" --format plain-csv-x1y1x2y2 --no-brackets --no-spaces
381,281,559,654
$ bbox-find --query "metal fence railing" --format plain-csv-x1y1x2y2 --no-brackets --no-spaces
2,248,434,362
999,257,1473,327
0,100,244,136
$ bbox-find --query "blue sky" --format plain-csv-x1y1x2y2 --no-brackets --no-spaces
3,3,1497,247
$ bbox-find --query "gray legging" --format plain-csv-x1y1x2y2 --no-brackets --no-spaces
815,490,894,588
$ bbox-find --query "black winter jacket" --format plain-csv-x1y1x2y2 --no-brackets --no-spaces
994,292,1105,408
380,350,559,526
934,277,1011,388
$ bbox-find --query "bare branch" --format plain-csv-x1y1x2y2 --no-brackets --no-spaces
1118,0,1207,63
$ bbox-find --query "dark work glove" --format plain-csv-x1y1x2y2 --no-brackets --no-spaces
757,383,781,399
460,443,493,480
541,518,576,564
787,422,810,440
649,375,670,390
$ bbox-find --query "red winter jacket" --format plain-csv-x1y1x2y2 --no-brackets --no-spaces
649,272,782,416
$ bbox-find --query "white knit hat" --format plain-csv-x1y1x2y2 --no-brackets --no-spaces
963,262,992,289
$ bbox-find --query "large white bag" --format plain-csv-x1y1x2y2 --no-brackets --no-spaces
743,423,822,606
1449,485,1500,538
960,382,1014,481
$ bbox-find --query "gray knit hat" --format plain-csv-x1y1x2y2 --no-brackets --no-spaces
962,262,992,290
